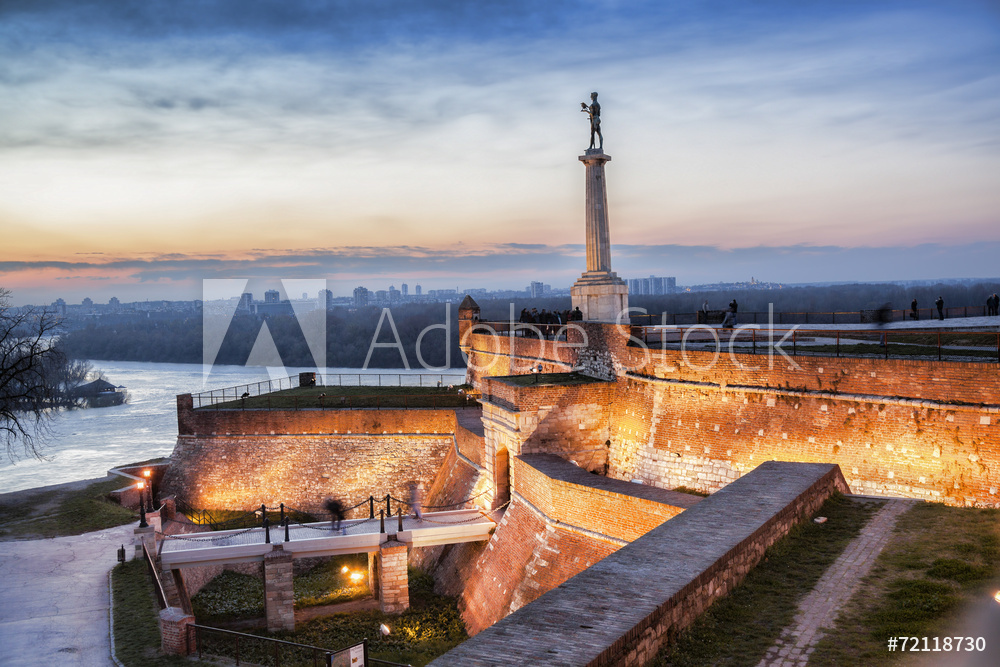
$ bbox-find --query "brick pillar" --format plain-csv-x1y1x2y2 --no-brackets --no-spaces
159,607,195,655
160,496,177,521
378,539,409,614
264,545,295,632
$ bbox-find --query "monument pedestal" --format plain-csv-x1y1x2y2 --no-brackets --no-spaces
571,273,629,323
571,149,630,323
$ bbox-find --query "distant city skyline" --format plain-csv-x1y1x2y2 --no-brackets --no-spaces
2,1,998,305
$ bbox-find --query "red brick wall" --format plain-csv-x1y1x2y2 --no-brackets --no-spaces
452,498,617,636
463,325,1000,506
613,348,1000,506
513,457,684,542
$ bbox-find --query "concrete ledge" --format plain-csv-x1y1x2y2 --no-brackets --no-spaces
430,461,849,666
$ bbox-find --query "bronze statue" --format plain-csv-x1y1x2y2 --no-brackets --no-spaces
580,91,603,151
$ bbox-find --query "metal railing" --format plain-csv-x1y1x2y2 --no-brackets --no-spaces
141,542,168,610
630,305,991,326
189,625,412,667
190,372,467,409
627,327,1000,362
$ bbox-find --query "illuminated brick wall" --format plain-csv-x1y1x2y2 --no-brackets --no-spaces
465,323,1000,507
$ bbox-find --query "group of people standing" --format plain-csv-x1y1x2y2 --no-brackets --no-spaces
910,296,947,321
517,306,583,338
701,299,739,327
988,293,1000,316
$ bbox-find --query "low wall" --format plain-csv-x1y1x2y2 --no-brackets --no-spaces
514,454,700,542
431,461,850,666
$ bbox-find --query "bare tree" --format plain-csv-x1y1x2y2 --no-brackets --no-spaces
0,288,64,460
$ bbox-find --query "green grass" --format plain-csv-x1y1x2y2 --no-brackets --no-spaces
195,568,466,667
809,503,1000,667
0,477,138,539
651,494,881,667
294,554,371,607
204,385,476,410
191,555,373,622
111,559,195,666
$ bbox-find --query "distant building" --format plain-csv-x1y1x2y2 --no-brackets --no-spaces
319,289,333,310
264,289,280,304
389,286,401,303
415,284,422,296
627,275,676,296
353,286,370,308
530,281,545,298
238,293,254,312
401,283,409,297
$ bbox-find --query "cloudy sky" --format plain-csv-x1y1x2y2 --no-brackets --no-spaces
1,0,998,304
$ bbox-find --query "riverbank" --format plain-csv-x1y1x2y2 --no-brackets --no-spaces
0,475,136,542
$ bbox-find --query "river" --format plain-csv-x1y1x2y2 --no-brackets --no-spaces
0,361,465,494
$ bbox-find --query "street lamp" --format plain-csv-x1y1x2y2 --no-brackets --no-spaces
142,469,154,512
137,481,148,528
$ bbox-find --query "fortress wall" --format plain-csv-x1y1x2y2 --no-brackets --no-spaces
176,394,457,437
454,420,485,467
161,433,452,514
465,326,999,505
409,445,491,573
513,455,696,543
450,496,618,637
465,332,577,386
432,463,849,666
616,348,1000,506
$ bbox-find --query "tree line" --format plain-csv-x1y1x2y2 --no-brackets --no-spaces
53,280,1000,371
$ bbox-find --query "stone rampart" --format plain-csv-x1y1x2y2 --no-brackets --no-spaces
514,454,700,542
464,324,1000,506
430,461,849,666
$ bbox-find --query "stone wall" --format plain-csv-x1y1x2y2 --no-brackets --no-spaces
513,454,700,543
464,323,1000,507
162,432,453,514
616,348,1000,506
430,462,849,665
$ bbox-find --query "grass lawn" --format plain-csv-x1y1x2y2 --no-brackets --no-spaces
809,503,1000,666
194,568,466,666
204,385,476,410
652,494,881,666
0,476,138,540
111,559,196,666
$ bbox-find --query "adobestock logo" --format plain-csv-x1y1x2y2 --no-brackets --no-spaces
202,279,327,383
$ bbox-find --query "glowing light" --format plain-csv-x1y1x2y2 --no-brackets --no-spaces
341,566,349,573
143,469,151,478
994,590,1000,604
350,572,364,583
379,623,391,636
137,481,145,490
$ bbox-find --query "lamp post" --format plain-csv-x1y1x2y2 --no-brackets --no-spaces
142,469,154,512
137,481,148,528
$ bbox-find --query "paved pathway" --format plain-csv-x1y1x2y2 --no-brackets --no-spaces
0,523,134,666
758,498,916,667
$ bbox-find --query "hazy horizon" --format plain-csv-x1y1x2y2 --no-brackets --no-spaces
2,1,998,305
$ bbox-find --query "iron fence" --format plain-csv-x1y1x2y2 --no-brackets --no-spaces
629,305,990,326
190,372,467,409
627,327,1000,363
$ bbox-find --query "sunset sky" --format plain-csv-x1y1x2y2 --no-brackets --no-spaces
1,0,998,305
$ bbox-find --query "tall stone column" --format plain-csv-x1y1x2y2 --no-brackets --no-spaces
263,546,295,632
571,150,629,323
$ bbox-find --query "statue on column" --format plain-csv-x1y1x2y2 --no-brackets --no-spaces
580,92,603,151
